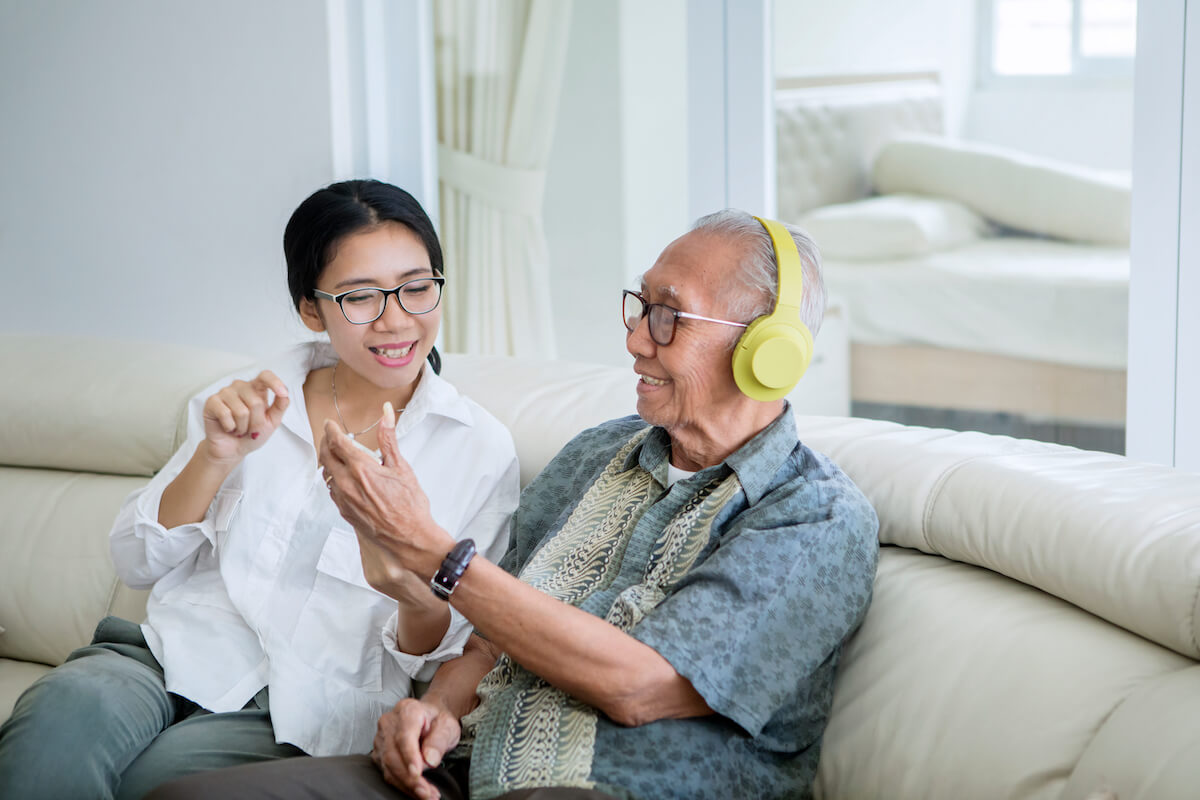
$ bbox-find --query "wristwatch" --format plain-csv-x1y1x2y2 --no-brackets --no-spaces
430,538,476,600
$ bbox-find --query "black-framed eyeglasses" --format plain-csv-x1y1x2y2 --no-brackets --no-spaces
314,277,445,324
621,289,747,346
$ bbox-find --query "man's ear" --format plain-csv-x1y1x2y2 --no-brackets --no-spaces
299,297,326,333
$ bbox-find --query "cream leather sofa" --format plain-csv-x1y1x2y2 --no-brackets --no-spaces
2,333,1198,800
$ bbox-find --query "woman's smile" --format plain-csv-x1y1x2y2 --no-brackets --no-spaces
370,341,418,367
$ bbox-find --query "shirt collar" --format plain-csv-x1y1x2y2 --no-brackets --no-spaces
393,358,474,434
623,403,798,504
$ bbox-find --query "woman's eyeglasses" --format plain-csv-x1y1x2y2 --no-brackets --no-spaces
621,289,747,346
314,277,445,325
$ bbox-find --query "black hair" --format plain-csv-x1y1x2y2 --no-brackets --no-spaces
284,179,444,374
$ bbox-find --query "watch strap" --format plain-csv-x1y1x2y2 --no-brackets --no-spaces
430,538,476,600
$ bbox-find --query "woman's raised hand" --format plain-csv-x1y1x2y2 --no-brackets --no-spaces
201,370,290,464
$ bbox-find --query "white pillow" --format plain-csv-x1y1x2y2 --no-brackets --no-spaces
799,194,990,260
873,135,1131,246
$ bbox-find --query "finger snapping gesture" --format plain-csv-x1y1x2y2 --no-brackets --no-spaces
201,370,291,464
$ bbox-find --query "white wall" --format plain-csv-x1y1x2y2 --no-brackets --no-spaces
773,0,977,136
543,1,626,367
619,0,689,288
968,86,1134,171
544,0,691,367
0,0,336,358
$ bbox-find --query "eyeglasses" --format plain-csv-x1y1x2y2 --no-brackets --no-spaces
621,289,747,346
314,277,445,324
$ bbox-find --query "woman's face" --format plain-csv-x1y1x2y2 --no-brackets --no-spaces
299,221,442,393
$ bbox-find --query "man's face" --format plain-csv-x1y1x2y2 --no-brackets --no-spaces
626,231,750,435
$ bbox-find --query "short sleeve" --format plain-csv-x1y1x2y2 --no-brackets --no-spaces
631,484,878,740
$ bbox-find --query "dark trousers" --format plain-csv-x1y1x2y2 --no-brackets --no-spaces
145,753,622,800
0,617,303,800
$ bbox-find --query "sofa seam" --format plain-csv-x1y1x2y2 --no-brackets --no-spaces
1062,663,1187,795
1189,572,1200,655
103,575,122,617
921,454,992,554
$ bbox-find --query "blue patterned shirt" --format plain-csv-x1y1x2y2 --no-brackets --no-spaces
458,409,879,800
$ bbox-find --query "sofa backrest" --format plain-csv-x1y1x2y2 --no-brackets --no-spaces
7,335,1200,668
792,415,1200,662
0,334,251,666
440,354,640,487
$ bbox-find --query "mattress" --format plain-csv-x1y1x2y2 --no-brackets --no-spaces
822,237,1129,371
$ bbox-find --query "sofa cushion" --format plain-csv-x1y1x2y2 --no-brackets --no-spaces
816,546,1192,800
0,468,149,666
1064,665,1200,799
0,658,53,722
0,334,252,477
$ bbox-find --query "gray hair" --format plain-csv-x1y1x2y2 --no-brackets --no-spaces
691,209,826,339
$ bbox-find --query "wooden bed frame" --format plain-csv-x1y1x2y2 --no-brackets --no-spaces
850,344,1126,426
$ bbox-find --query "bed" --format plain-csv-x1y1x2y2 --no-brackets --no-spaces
775,75,1129,449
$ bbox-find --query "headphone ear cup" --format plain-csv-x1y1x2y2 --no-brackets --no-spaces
732,316,814,401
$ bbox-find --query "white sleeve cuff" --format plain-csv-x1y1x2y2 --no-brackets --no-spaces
381,606,474,683
130,486,235,571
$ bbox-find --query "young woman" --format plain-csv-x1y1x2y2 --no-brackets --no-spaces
0,180,519,799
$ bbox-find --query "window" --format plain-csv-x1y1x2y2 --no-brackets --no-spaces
983,0,1136,81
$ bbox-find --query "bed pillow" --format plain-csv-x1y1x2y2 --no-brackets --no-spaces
872,135,1131,246
798,194,990,260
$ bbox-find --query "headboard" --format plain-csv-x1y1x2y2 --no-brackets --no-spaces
775,74,944,222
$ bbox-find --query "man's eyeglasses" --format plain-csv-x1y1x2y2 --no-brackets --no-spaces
621,289,747,346
314,277,445,325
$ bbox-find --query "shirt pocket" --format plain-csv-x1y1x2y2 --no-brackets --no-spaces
291,526,395,692
208,488,244,558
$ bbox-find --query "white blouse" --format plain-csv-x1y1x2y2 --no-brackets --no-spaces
108,342,519,756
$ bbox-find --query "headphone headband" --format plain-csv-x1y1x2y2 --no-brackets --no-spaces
752,216,803,316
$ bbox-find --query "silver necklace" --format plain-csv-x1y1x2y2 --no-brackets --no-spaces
331,360,383,440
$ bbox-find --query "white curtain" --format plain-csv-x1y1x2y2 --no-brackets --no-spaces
435,0,572,357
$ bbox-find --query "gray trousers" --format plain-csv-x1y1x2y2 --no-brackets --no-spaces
145,754,622,800
0,616,303,800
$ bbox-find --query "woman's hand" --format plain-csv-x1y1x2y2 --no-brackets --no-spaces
156,370,289,529
372,698,462,800
201,371,290,465
319,403,454,581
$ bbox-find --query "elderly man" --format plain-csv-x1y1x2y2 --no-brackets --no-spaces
149,210,879,800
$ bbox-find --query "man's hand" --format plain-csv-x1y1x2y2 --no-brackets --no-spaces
372,698,462,800
319,403,454,582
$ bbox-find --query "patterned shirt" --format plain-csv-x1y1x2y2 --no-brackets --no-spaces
457,409,879,800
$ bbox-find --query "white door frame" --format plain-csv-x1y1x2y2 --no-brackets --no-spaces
1127,0,1199,470
686,0,775,221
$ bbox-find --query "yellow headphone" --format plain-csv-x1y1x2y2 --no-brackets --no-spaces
730,216,815,401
